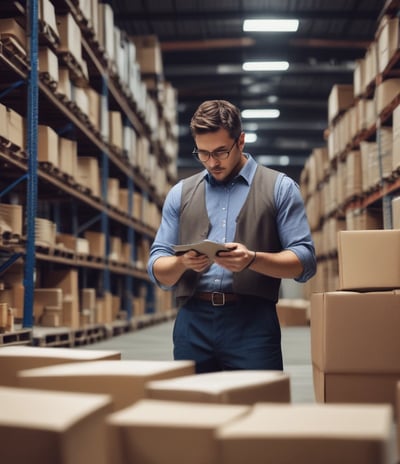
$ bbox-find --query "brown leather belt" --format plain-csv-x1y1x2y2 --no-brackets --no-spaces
193,292,240,306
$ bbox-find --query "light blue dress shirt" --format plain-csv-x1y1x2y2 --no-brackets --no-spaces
147,155,316,291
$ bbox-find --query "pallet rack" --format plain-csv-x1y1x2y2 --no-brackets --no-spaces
0,0,177,344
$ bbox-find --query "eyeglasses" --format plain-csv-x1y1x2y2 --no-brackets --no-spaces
192,139,237,162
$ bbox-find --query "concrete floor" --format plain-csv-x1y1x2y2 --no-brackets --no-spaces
83,320,315,403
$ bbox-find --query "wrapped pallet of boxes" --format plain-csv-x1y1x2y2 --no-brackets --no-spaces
310,290,400,414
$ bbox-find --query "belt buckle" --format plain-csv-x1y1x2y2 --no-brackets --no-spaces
211,292,225,306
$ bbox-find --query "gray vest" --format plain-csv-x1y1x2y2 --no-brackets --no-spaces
175,165,282,305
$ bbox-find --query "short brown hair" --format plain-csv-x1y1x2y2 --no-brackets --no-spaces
190,100,242,140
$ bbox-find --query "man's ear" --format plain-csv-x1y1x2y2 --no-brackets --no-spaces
239,131,246,149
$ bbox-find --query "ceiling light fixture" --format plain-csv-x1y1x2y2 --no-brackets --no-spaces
243,61,289,72
245,133,257,143
242,109,280,119
243,19,299,32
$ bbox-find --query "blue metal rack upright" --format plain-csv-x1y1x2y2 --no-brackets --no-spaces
23,0,39,328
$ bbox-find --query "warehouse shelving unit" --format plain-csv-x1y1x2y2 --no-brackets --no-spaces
0,0,177,345
300,1,400,295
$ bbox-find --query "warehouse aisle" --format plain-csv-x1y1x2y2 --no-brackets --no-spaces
83,321,315,403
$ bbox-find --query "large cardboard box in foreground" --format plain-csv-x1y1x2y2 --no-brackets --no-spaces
0,386,112,464
311,291,400,410
18,359,195,411
216,403,395,464
107,399,249,464
0,345,120,387
145,370,291,404
338,230,400,290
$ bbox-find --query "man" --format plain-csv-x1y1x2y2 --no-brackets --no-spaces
147,99,316,373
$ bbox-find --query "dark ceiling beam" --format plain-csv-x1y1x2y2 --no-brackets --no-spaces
114,9,381,22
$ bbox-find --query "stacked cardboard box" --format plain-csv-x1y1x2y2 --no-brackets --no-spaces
311,230,400,412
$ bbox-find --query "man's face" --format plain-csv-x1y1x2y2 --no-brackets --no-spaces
194,129,246,182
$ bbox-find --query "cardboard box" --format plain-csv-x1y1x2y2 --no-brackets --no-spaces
0,386,112,464
376,15,399,74
18,360,195,411
6,107,25,149
44,269,80,329
0,345,120,387
58,137,77,178
0,203,23,236
145,370,290,404
133,35,163,75
33,288,63,321
76,156,100,197
392,196,400,229
39,0,59,38
276,298,309,326
328,84,354,124
38,125,59,165
56,14,82,64
216,403,395,464
311,291,400,410
84,230,105,257
39,46,59,85
106,399,249,464
0,18,26,51
376,78,400,116
338,230,400,290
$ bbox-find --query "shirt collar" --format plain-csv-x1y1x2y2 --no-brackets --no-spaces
204,154,258,186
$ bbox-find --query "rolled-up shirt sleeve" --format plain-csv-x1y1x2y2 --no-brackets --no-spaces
275,174,317,282
147,182,183,289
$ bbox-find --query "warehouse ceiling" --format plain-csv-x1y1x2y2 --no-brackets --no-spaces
109,0,386,181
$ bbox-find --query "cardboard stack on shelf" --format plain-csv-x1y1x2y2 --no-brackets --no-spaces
300,10,400,296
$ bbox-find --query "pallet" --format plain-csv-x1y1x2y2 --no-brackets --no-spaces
73,324,109,346
32,327,74,347
0,327,32,346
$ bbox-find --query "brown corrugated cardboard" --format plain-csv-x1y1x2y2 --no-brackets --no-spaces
106,399,249,464
216,403,395,464
17,360,195,411
311,291,400,410
0,345,120,387
338,230,400,290
145,370,290,404
0,386,112,464
328,84,354,124
276,298,309,326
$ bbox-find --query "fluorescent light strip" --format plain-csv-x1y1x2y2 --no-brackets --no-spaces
243,19,299,32
242,109,280,119
245,133,257,143
243,61,289,71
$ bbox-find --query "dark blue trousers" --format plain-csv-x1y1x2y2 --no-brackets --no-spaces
173,296,283,373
